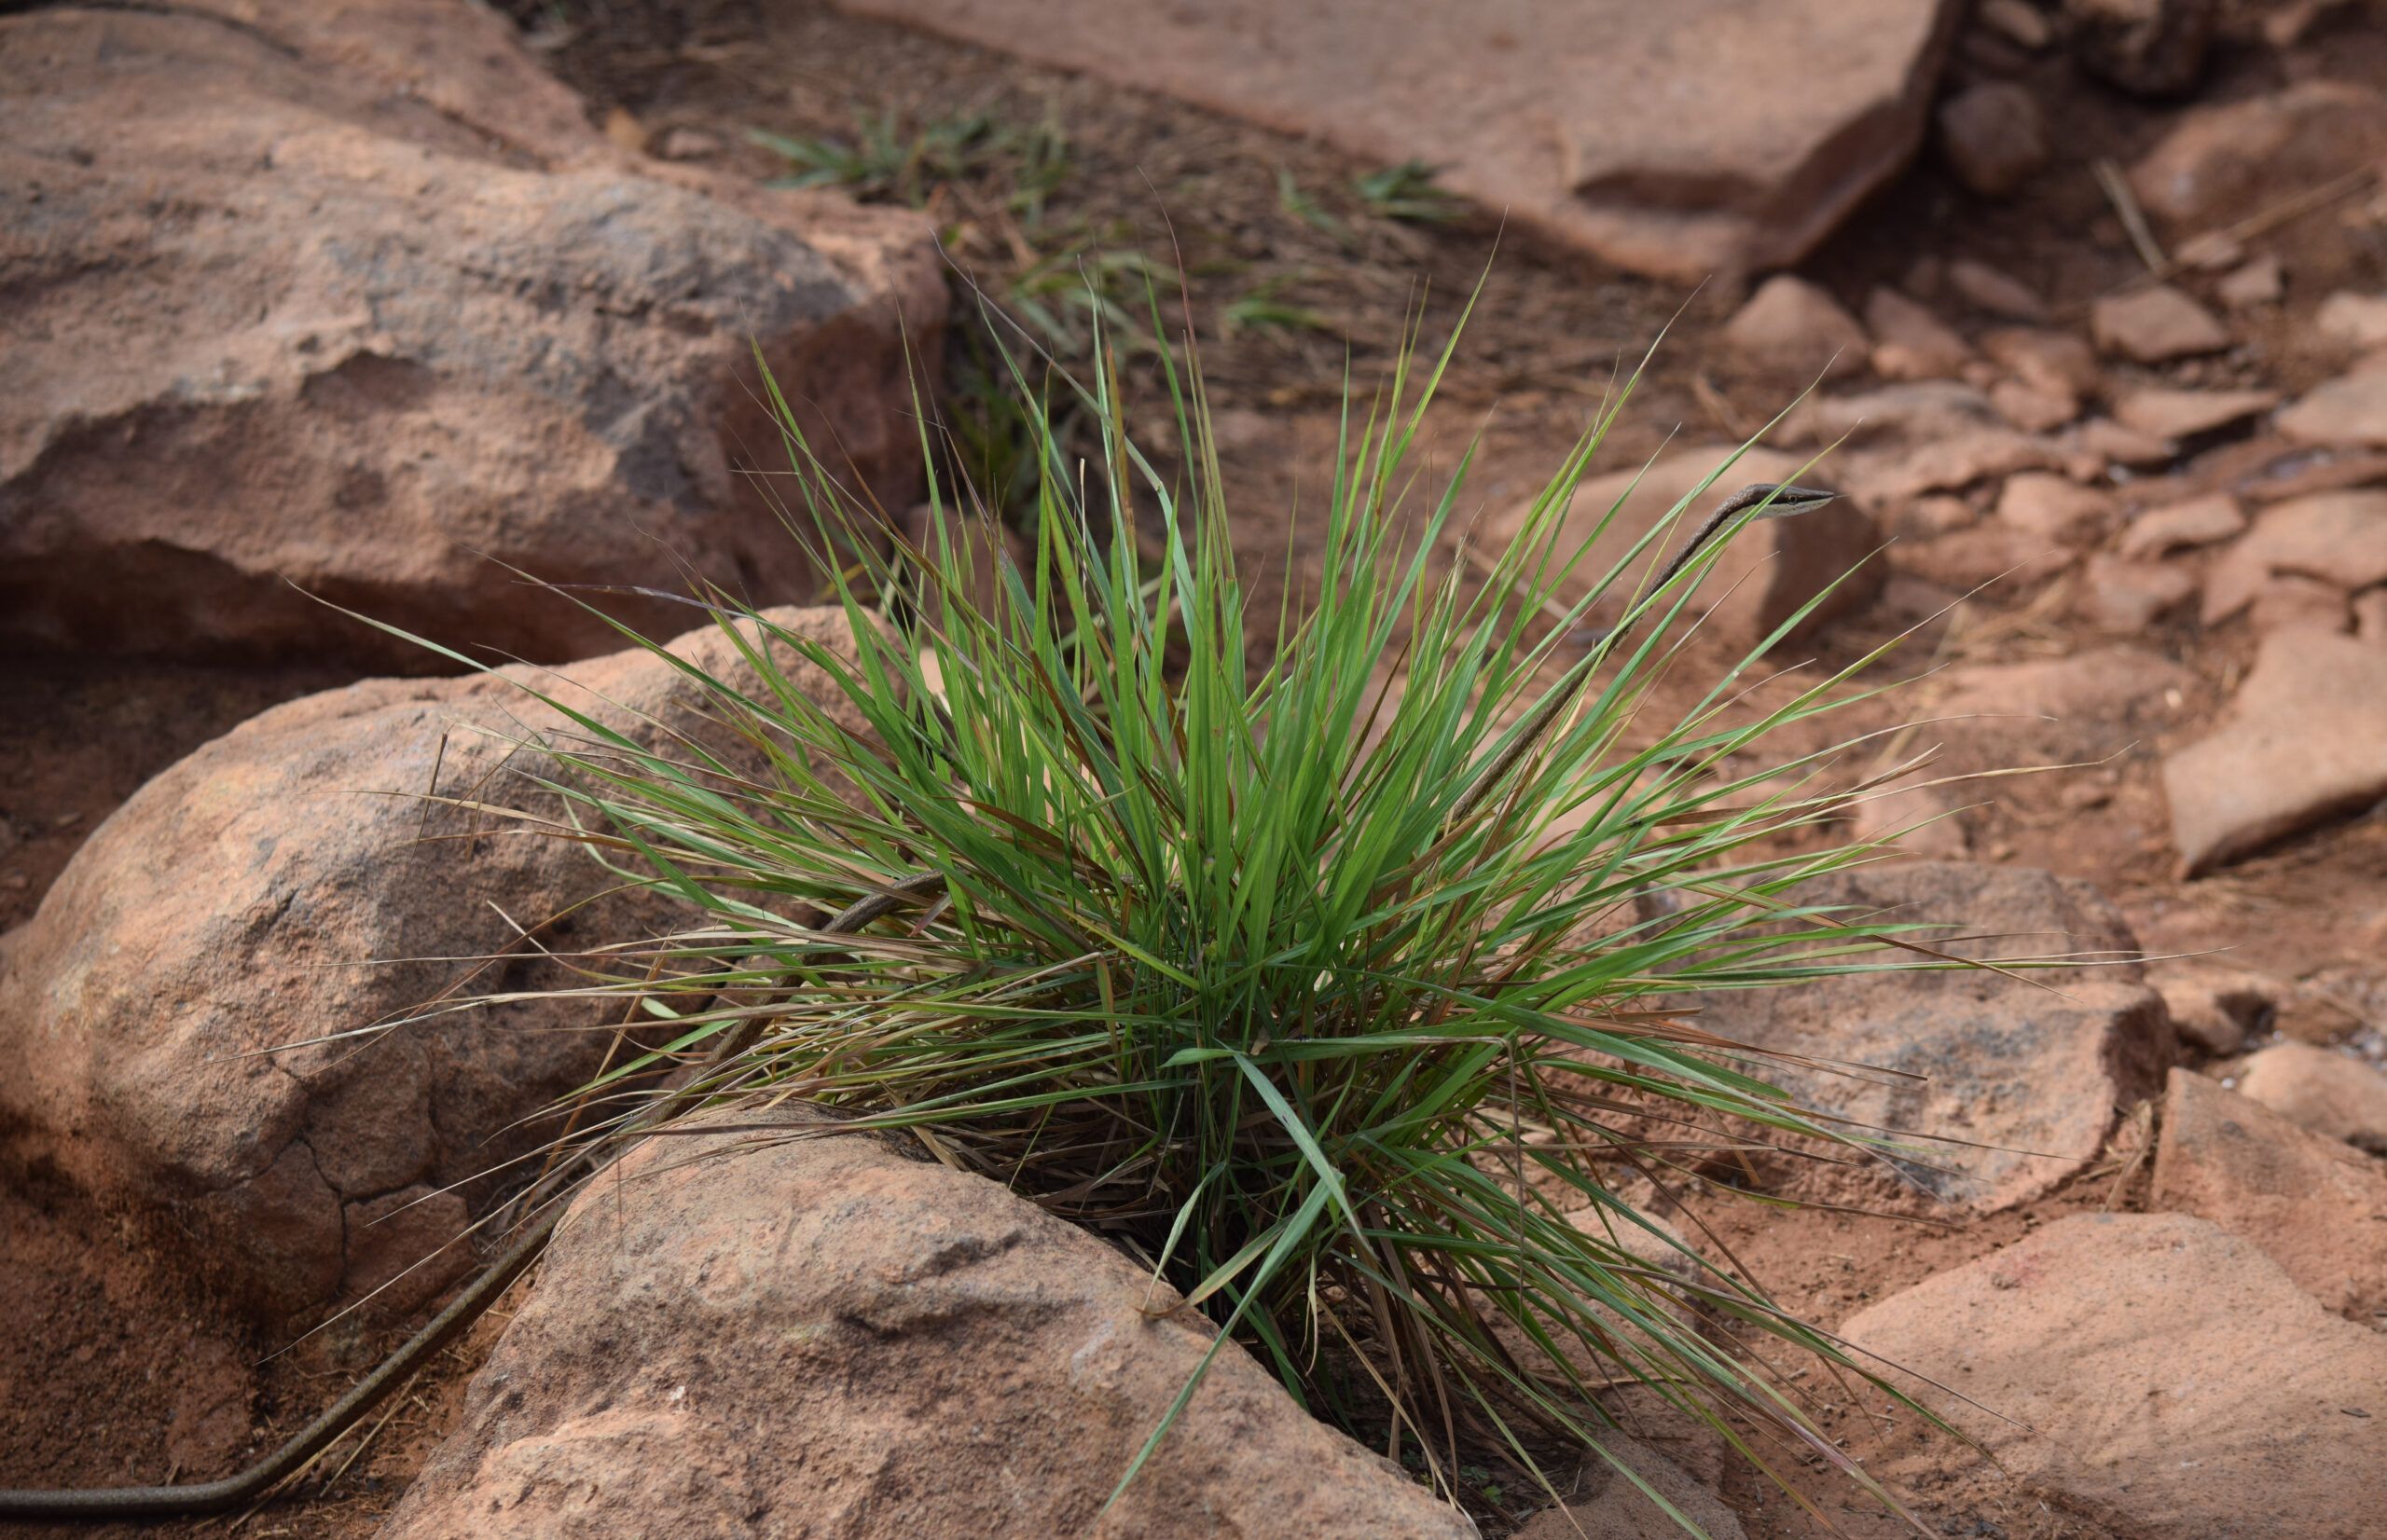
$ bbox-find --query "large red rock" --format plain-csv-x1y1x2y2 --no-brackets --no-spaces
2313,291,2387,351
1980,325,2100,399
379,1117,1475,1539
0,1,943,668
1842,1213,2387,1540
1890,522,2075,592
1690,861,2174,1214
0,611,873,1317
2243,574,2353,637
1995,471,2115,543
1480,445,1883,652
1948,258,2051,321
834,0,1964,281
1924,644,2194,730
2077,552,2196,632
2162,629,2387,874
2218,253,2285,309
2068,415,2179,473
1990,378,2080,433
2150,1067,2387,1319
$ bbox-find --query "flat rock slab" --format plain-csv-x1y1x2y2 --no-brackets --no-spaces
2279,361,2387,448
0,0,941,667
1480,445,1884,652
2118,491,2245,558
835,0,1962,281
1692,861,2173,1213
1787,380,2004,447
1842,427,2075,511
2200,489,2387,623
2090,284,2229,364
379,1118,1474,1539
2110,385,2278,440
2150,1067,2387,1320
1843,1213,2387,1540
2162,629,2387,874
1923,644,2195,745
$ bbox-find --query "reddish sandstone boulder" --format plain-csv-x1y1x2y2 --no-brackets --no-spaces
0,611,871,1317
379,1116,1474,1539
2200,491,2387,623
0,1,943,668
1844,1213,2387,1540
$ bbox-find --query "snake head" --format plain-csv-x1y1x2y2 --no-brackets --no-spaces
1734,482,1839,519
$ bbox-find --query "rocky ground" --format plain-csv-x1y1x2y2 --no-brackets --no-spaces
3,0,2386,1536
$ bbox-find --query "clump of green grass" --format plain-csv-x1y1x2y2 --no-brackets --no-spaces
1004,243,1177,358
1355,158,1464,224
749,110,993,206
1003,106,1071,227
423,298,1980,1527
1223,273,1340,338
1276,166,1350,243
748,103,1074,230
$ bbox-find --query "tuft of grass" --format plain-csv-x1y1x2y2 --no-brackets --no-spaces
1355,158,1464,224
408,294,2009,1529
1222,274,1340,339
1002,108,1072,227
749,110,993,206
1003,244,1178,360
1275,166,1349,244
